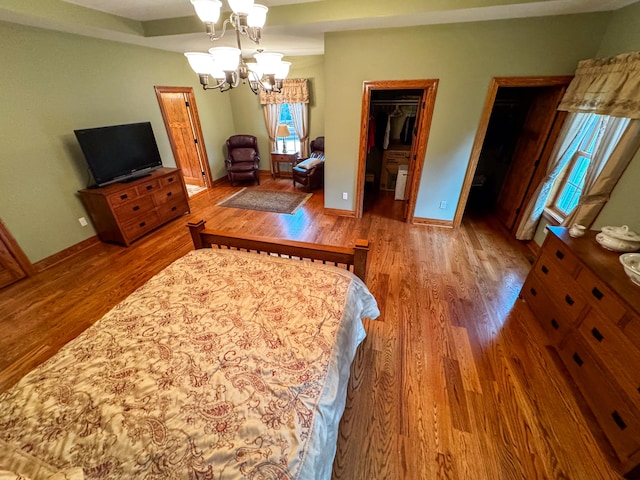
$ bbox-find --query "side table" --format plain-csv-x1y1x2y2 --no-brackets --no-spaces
270,151,300,179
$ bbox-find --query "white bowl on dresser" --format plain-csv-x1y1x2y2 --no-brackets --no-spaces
620,253,640,286
596,225,640,252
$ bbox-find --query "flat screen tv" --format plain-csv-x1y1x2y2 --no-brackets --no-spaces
74,122,163,187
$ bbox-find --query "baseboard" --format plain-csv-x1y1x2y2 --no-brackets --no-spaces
324,208,356,217
34,235,101,272
412,217,454,228
210,176,229,187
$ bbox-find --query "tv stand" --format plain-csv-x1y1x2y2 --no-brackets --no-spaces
79,167,190,246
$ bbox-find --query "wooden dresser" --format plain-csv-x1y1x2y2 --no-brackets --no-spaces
79,167,190,246
520,226,640,479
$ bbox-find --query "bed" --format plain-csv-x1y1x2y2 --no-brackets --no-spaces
0,221,379,480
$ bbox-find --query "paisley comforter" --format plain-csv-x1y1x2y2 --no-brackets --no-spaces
0,248,379,480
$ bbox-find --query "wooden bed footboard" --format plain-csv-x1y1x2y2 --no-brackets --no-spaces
187,220,370,281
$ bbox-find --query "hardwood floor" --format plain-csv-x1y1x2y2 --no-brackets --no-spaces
0,177,622,479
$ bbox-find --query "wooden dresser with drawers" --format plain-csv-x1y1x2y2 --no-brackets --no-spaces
79,167,190,246
520,226,640,479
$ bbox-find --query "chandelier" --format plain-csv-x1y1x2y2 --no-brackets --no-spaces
185,0,291,94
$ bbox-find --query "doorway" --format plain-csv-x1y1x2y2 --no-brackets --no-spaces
455,76,573,232
356,80,438,222
154,86,213,196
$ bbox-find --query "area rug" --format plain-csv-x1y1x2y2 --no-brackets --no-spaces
217,188,312,214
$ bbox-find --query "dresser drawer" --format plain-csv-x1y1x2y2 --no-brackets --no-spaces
157,199,189,222
559,333,640,461
579,309,640,410
161,172,182,187
542,233,582,277
107,186,140,207
135,178,161,196
523,269,587,325
521,274,573,346
113,195,155,222
122,212,161,241
154,183,185,206
576,266,627,322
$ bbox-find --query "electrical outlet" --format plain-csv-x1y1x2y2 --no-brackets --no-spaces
78,217,88,227
342,192,348,200
439,201,447,209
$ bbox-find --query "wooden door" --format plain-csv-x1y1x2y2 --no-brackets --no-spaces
155,87,212,188
357,79,438,222
495,86,567,231
0,219,33,289
404,94,427,221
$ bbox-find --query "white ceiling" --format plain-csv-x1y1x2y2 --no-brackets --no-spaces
62,0,320,22
6,0,639,57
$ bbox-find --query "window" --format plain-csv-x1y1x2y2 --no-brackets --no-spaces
278,104,300,153
546,114,608,221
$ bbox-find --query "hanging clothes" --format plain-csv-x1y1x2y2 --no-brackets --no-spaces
401,115,416,145
383,114,391,149
367,115,376,153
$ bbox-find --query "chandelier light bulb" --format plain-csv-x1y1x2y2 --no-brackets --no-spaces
228,0,255,15
247,4,268,28
254,52,284,74
209,46,241,71
190,0,222,23
274,61,291,80
184,52,216,75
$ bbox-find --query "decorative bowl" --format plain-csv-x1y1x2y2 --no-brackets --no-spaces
596,225,640,252
619,253,640,286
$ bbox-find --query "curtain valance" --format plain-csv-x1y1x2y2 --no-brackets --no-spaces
558,51,640,119
259,78,309,105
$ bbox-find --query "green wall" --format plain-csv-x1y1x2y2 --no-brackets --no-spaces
323,13,610,214
0,21,235,262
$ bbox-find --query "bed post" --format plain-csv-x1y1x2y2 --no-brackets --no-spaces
353,239,369,281
188,220,207,249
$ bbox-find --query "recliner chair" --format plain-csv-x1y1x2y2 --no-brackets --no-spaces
292,137,325,192
225,135,260,186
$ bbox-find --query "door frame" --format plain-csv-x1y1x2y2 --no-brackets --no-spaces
453,76,573,228
356,79,438,222
0,218,35,288
154,86,214,189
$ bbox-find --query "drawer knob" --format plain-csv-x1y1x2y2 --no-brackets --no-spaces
591,287,604,300
139,221,146,227
146,185,153,190
565,295,574,306
591,328,604,342
555,250,564,260
133,205,140,211
168,177,174,182
167,192,172,197
551,319,559,330
120,194,128,200
541,265,549,275
171,206,177,211
572,353,584,366
530,287,537,297
612,411,627,430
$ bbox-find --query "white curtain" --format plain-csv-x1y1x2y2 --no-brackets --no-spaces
289,102,309,157
562,118,640,228
515,113,594,240
262,104,282,168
